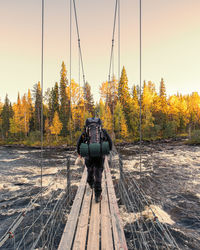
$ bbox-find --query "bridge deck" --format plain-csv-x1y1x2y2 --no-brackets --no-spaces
58,157,127,250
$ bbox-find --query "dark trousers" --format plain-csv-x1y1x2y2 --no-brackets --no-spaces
85,156,105,196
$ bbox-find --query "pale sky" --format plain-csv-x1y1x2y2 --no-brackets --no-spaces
0,0,200,104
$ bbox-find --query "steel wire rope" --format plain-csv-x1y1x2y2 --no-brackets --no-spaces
118,0,120,83
16,189,64,250
0,168,66,248
17,156,72,248
125,185,160,249
20,190,66,249
43,192,66,245
120,170,172,249
41,192,69,249
34,190,68,249
124,174,168,249
124,169,179,248
108,0,118,83
73,0,86,86
30,189,69,250
129,173,179,247
40,0,45,247
113,150,177,248
119,178,149,249
139,0,142,184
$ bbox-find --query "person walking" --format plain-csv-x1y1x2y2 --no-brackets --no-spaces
77,117,112,202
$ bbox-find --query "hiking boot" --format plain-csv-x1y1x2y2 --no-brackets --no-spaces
95,194,102,203
88,182,94,189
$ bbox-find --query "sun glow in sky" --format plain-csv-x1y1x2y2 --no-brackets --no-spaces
0,0,200,103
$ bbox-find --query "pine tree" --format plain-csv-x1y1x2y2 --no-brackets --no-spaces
118,66,131,107
151,78,168,137
27,89,34,132
118,66,132,133
33,82,42,131
159,78,166,98
59,61,69,136
2,94,13,138
0,99,3,139
141,81,155,138
52,82,59,114
83,82,94,115
129,85,140,137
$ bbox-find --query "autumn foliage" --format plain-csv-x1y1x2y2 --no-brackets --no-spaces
0,62,200,145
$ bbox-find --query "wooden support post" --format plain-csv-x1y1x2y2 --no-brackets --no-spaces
119,154,123,180
67,156,71,203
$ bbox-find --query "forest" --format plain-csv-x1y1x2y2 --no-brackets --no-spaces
0,61,200,146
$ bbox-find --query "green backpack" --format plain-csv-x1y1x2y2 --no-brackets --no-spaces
80,118,110,157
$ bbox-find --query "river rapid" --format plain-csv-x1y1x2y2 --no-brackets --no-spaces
117,140,200,249
0,146,81,249
0,141,200,249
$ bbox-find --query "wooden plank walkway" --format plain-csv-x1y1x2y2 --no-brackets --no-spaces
58,157,127,250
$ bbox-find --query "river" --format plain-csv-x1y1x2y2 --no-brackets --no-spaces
0,142,200,249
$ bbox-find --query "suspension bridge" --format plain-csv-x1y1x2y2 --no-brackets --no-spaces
0,0,182,249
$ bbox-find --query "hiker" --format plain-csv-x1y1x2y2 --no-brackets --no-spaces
77,117,112,203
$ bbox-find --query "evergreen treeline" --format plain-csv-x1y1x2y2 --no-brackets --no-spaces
0,62,200,145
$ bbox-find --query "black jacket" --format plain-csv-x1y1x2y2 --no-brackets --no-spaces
77,129,112,155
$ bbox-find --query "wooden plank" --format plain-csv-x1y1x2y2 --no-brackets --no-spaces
104,157,128,250
87,192,100,250
101,172,113,250
58,167,87,250
73,185,93,250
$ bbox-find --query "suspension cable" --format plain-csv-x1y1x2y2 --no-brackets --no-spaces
118,0,120,82
108,0,118,82
73,0,86,86
40,0,44,234
139,0,142,181
69,0,73,143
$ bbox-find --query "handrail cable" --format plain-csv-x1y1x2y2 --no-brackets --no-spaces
73,0,86,85
0,167,66,248
118,0,120,82
108,0,118,82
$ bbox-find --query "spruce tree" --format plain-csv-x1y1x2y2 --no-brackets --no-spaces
2,94,13,138
53,82,59,114
160,78,166,98
118,66,131,106
0,100,3,139
33,82,42,131
59,62,69,136
83,82,94,116
27,89,34,132
118,66,132,133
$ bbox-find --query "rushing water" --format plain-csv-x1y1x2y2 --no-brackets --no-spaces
117,141,200,249
0,142,200,249
0,146,79,249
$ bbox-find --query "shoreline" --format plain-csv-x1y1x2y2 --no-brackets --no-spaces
1,136,197,150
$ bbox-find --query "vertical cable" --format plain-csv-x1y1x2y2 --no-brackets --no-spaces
69,0,72,142
79,48,80,101
40,0,44,245
78,45,81,130
139,0,142,181
108,0,118,83
41,0,44,202
118,0,120,82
